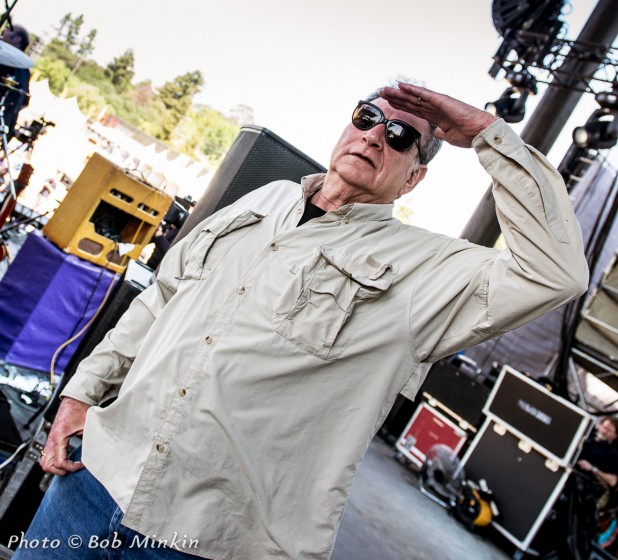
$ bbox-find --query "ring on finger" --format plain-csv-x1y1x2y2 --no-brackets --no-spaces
417,97,422,106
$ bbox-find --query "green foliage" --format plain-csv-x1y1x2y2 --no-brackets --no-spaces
56,13,72,40
197,108,239,160
77,29,97,58
74,59,107,88
64,14,84,50
172,106,239,161
34,56,70,95
41,38,78,69
36,27,242,166
66,77,107,117
105,49,135,93
156,71,204,140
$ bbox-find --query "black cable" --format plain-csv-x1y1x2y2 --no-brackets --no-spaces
52,263,108,376
22,262,109,429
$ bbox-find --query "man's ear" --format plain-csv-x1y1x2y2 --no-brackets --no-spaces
399,165,427,197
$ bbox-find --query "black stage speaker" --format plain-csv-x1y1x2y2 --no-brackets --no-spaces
420,359,491,429
380,359,491,443
176,125,326,243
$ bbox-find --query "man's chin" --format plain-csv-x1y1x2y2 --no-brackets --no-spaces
334,165,374,189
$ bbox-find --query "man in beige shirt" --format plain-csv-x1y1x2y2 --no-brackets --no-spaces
16,81,588,560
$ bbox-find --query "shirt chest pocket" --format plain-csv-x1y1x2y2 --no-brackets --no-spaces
181,210,265,280
273,246,396,360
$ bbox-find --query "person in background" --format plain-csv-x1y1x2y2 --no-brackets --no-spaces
577,416,618,554
0,25,30,139
578,416,618,488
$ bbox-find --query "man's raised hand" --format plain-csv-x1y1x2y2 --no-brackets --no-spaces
380,82,498,149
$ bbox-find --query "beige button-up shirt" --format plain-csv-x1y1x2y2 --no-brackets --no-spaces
62,120,588,560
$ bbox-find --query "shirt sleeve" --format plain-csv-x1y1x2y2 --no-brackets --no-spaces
60,218,207,406
409,118,589,364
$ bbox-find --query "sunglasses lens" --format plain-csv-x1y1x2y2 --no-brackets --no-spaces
352,102,421,155
352,104,381,130
386,122,417,152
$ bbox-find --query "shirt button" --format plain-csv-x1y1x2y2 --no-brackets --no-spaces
205,336,213,344
178,388,186,397
296,208,302,214
270,242,279,251
237,286,246,294
156,443,165,453
493,136,502,145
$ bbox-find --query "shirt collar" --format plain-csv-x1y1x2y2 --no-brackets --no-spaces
300,174,394,223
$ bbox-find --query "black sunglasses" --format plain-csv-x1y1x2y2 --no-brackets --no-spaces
351,101,424,162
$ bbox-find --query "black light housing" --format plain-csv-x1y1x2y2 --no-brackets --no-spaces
505,71,538,95
595,88,618,112
572,109,618,150
485,87,530,123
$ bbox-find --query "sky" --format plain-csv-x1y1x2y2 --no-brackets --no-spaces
11,0,610,236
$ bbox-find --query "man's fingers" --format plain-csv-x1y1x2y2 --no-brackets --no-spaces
380,96,427,117
44,464,69,476
39,452,68,476
48,438,70,470
39,447,83,475
58,459,84,473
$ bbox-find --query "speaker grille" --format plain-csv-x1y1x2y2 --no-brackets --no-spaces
214,129,326,213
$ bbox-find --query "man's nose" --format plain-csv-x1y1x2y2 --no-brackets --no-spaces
362,125,384,149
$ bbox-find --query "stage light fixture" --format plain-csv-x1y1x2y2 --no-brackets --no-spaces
490,0,566,74
572,110,618,151
485,87,530,123
595,87,618,112
505,71,538,95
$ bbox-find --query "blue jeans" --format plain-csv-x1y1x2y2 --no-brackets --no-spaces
12,450,203,559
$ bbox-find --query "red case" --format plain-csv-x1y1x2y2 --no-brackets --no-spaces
395,403,468,467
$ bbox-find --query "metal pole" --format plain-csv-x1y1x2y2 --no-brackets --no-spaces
460,0,618,247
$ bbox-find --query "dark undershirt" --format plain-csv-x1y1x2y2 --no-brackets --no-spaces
297,200,326,226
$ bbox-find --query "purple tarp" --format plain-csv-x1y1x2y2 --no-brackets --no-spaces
0,231,118,373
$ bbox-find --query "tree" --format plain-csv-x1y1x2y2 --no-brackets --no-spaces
35,56,71,94
130,80,154,107
42,38,78,69
172,105,239,162
155,70,204,140
198,109,239,160
67,79,107,118
105,49,135,93
65,14,84,51
75,59,108,88
77,29,97,58
56,13,72,40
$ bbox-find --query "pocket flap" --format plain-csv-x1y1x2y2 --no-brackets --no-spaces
183,210,266,279
203,210,266,236
320,247,396,292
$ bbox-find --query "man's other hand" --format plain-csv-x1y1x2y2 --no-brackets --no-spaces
40,397,90,476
